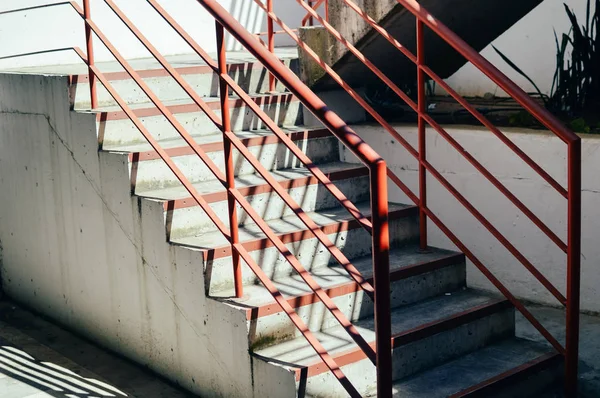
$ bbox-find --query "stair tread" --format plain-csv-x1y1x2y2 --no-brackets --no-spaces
93,91,294,114
213,245,460,300
102,125,324,154
252,289,504,368
390,338,557,397
171,201,413,250
136,161,362,200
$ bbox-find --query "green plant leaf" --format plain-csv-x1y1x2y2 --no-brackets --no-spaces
492,45,548,105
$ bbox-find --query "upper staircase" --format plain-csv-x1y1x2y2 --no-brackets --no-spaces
308,0,545,89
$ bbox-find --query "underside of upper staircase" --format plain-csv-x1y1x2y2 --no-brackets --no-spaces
312,0,544,90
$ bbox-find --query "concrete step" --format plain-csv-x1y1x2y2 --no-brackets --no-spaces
96,92,303,148
181,201,419,293
70,50,299,109
216,246,465,345
390,338,562,398
252,289,515,397
140,161,370,238
118,127,338,193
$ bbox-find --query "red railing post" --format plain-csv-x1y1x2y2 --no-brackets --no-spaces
82,0,97,109
266,0,276,92
216,21,243,298
416,19,427,250
565,138,582,396
307,0,314,26
371,159,392,397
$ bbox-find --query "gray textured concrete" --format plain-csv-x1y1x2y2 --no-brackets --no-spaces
0,300,195,398
516,305,600,397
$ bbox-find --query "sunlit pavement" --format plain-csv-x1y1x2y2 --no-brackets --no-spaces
0,301,195,398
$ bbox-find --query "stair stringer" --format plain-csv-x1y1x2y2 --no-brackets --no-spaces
0,72,260,398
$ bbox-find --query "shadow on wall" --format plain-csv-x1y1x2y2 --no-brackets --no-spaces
0,344,127,397
226,0,265,51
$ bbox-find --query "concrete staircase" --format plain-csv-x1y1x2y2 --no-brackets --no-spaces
0,49,562,397
82,50,563,396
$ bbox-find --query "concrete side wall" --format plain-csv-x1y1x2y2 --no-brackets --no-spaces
0,73,253,397
0,0,310,69
341,124,600,313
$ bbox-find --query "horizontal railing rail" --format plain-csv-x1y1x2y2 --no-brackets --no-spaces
254,0,581,395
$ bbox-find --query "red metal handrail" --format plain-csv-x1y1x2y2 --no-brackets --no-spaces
0,0,581,396
257,0,581,395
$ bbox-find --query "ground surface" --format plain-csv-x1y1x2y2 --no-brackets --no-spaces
0,299,598,397
0,300,194,398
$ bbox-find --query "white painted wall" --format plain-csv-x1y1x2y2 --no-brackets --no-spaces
0,0,309,69
444,0,593,96
342,124,600,313
0,72,254,397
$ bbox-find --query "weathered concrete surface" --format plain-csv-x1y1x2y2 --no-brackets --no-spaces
517,305,600,397
342,124,600,313
0,300,194,397
305,0,543,90
0,72,252,397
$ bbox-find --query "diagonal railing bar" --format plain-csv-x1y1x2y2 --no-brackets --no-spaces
145,0,375,295
81,3,377,367
294,0,568,255
69,46,361,396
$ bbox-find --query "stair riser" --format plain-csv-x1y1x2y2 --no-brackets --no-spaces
297,308,515,398
485,360,563,398
248,263,466,346
72,60,298,109
204,214,419,294
99,97,303,147
166,175,370,239
132,136,338,192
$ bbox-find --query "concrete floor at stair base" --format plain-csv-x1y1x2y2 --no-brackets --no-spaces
0,299,598,397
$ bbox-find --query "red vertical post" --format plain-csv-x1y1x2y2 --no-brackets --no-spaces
565,139,581,396
371,160,392,398
416,19,427,250
266,0,276,92
308,0,314,26
216,21,243,298
83,0,97,109
324,0,329,23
